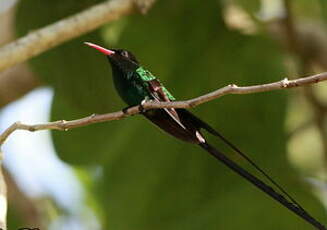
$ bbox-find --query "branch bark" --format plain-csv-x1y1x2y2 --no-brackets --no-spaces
0,0,155,73
0,72,326,146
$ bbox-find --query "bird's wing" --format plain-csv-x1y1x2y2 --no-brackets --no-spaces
146,79,187,130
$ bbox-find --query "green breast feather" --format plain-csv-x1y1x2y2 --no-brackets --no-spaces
136,67,176,101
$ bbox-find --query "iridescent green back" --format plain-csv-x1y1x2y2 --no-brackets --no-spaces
112,66,175,106
136,67,176,101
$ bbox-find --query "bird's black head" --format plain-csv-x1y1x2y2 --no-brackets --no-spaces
85,42,139,73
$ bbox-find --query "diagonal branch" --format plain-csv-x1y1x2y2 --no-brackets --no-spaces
0,0,155,73
0,72,326,146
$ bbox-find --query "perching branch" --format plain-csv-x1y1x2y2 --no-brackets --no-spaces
0,72,326,146
0,0,155,73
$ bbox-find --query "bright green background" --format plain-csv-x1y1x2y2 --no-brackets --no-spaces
13,0,326,229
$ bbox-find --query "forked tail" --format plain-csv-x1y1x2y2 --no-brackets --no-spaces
199,142,326,230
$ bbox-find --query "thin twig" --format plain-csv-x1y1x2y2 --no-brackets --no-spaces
0,72,326,146
0,0,156,73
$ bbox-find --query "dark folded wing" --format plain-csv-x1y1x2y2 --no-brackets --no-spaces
144,80,204,143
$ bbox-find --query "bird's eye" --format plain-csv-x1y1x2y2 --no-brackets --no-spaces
121,51,129,57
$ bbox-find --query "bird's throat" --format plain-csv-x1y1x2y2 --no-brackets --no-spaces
111,66,148,106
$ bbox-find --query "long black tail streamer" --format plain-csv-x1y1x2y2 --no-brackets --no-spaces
202,122,305,211
182,110,306,211
199,142,326,230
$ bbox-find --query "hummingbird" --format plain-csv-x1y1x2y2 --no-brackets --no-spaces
85,42,326,230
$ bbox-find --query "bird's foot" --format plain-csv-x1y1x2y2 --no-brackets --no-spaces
138,97,151,113
122,105,135,115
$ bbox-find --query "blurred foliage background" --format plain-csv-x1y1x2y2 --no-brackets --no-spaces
0,0,327,229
